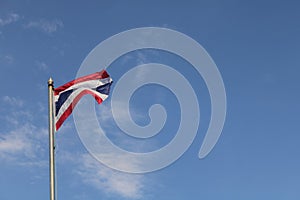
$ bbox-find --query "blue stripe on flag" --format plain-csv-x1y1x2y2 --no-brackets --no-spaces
95,82,112,95
55,89,73,116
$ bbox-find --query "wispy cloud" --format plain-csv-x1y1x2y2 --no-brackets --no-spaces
97,100,144,127
136,51,149,65
2,95,24,107
0,13,63,35
4,55,14,63
78,154,144,199
135,63,153,82
0,123,47,164
56,128,147,199
0,96,48,167
0,54,14,64
4,110,33,126
24,19,63,34
119,51,150,66
35,60,49,71
0,13,20,27
58,151,145,199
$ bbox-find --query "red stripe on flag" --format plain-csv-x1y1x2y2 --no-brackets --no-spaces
54,70,109,96
55,90,103,131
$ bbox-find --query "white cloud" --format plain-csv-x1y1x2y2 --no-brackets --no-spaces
4,55,14,64
0,96,48,166
24,19,63,34
56,149,145,198
74,153,145,199
0,13,62,35
4,110,33,126
0,13,20,26
35,60,49,71
119,51,150,66
2,95,24,107
0,123,48,165
136,51,149,65
135,63,153,82
97,100,144,126
0,54,14,64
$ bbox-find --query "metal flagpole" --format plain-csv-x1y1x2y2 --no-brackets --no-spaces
48,78,56,200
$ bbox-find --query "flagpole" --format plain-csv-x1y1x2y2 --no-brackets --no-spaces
48,78,56,200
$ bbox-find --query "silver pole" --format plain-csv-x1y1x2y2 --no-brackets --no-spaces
48,78,56,200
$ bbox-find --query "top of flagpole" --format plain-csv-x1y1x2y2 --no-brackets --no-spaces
48,77,54,86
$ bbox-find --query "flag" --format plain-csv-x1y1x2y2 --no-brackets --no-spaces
54,70,112,131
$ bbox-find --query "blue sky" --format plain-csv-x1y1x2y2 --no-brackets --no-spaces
1,0,300,199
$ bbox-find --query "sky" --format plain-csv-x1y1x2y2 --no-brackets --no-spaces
1,0,300,199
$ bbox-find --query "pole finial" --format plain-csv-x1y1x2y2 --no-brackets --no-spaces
48,77,54,86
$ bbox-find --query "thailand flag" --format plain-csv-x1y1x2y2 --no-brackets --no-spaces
54,70,112,131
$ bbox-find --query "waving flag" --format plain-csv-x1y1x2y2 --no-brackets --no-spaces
54,70,112,131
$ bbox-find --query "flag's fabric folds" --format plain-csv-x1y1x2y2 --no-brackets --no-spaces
54,70,112,131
